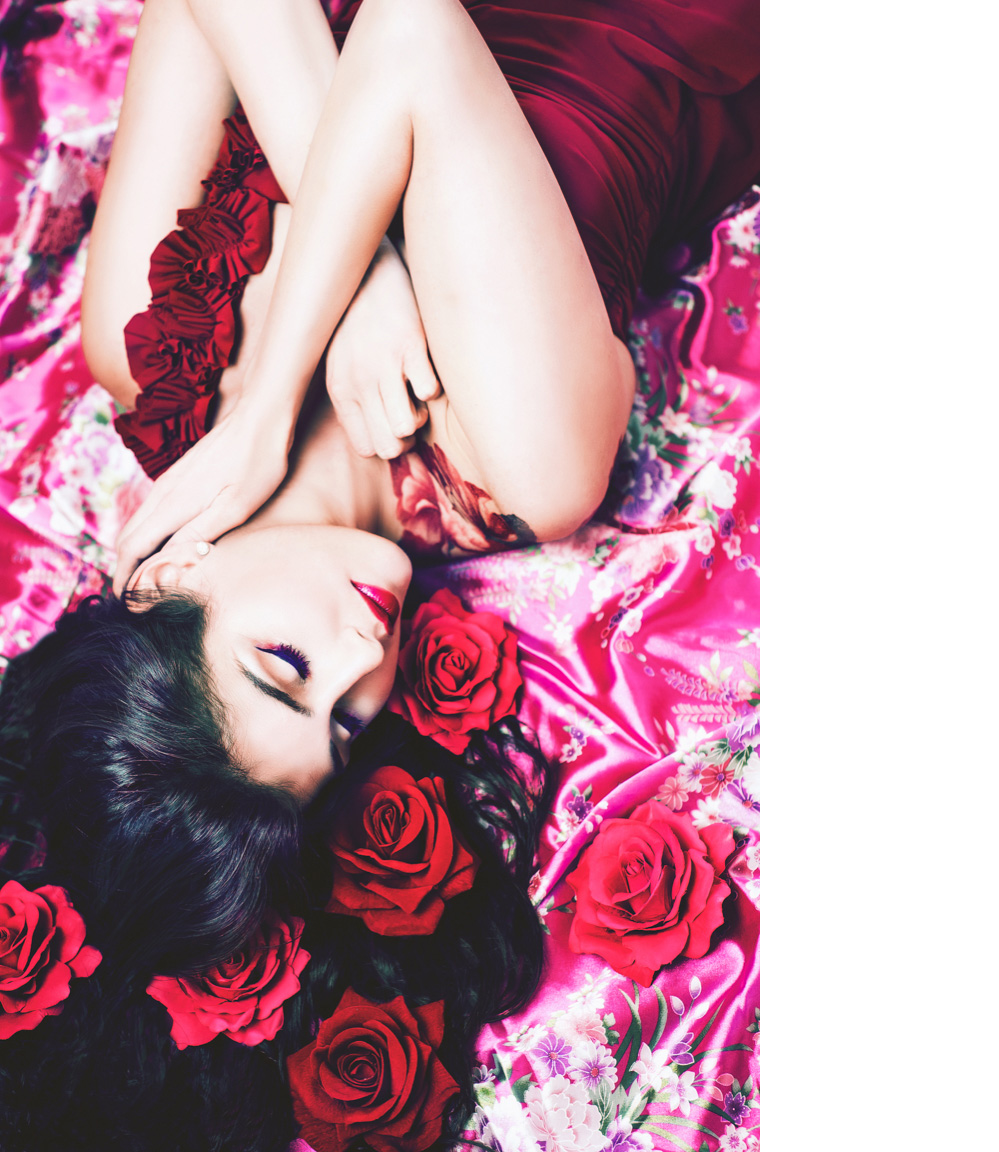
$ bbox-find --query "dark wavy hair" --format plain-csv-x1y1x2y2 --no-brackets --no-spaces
0,592,553,1151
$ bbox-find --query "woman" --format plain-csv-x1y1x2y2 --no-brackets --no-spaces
2,1,757,1145
0,606,555,1149
76,0,757,796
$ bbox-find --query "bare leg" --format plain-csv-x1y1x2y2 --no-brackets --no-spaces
247,0,634,535
81,0,338,408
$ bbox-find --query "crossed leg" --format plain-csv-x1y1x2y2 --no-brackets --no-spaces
85,0,635,540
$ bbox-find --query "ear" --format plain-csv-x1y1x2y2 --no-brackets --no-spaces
126,541,204,597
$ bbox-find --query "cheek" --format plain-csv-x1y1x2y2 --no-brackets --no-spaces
235,707,333,798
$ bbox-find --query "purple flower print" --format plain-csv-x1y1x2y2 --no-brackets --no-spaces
663,1032,695,1066
621,444,674,522
725,1091,751,1124
565,793,593,822
728,779,760,813
532,1032,572,1076
735,554,755,571
606,1118,654,1151
718,511,736,539
727,713,760,753
702,555,714,570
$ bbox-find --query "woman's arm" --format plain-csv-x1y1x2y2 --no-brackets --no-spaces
115,0,634,586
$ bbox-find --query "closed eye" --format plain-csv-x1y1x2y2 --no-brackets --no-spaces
332,708,366,738
257,644,310,680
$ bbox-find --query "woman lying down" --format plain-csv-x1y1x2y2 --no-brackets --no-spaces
0,0,758,1148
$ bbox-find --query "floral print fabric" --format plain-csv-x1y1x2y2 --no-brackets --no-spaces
0,5,759,1150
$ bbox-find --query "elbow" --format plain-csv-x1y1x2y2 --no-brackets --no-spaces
80,299,139,412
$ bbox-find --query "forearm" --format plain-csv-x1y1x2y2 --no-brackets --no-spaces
183,0,415,430
237,8,415,423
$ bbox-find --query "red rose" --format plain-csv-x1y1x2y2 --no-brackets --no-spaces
288,988,458,1152
0,880,102,1039
566,802,734,987
390,589,522,754
325,765,478,936
146,911,310,1049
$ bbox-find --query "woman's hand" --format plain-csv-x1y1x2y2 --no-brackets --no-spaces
325,237,441,459
112,399,295,595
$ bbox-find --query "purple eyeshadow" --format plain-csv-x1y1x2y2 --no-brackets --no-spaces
257,644,310,680
332,708,366,737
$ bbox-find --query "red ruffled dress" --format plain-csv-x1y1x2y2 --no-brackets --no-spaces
114,0,758,555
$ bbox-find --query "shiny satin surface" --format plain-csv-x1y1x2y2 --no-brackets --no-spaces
0,4,759,1148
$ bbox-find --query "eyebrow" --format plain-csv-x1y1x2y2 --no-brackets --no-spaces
237,663,314,718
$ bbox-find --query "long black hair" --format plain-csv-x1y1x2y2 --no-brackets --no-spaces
0,592,553,1150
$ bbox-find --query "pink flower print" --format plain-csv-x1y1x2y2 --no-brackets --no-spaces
656,776,690,810
524,1076,606,1152
717,1125,750,1152
552,1003,607,1046
699,763,736,798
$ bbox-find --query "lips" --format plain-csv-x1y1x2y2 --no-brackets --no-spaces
351,582,400,632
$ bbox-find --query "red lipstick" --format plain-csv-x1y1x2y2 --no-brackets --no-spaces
351,582,400,632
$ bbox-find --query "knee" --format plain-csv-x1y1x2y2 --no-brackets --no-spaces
80,302,138,411
347,0,466,77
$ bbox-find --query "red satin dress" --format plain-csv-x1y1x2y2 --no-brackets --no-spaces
114,0,759,553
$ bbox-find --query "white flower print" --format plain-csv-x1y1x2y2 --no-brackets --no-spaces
552,1003,607,1046
662,1069,698,1116
565,971,613,1014
630,1042,671,1094
588,566,619,610
723,435,754,466
721,534,742,560
693,525,715,555
690,460,737,510
618,607,643,637
478,1096,543,1152
726,212,759,253
691,796,723,828
524,1076,608,1152
662,407,691,438
506,1023,549,1055
717,1123,750,1152
567,1040,617,1090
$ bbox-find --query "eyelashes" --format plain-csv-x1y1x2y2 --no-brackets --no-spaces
257,646,365,738
332,708,366,738
257,644,311,680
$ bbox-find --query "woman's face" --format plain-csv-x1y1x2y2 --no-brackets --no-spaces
165,524,412,800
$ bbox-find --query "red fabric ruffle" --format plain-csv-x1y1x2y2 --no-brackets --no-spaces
114,108,287,479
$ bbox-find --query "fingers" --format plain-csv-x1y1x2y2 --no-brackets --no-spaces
113,483,187,596
404,351,442,403
327,359,432,461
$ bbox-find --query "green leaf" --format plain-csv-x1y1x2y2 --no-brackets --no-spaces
510,1074,534,1104
688,1004,722,1055
613,986,645,1071
649,987,670,1050
688,1043,754,1064
492,1052,512,1083
640,1126,698,1152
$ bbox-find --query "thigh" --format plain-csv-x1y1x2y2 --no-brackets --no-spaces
393,0,635,532
81,0,236,408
